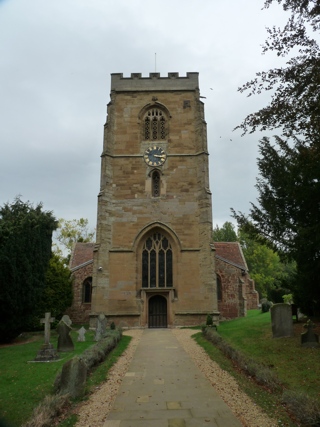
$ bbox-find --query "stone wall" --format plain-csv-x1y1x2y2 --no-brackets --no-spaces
66,263,92,324
216,258,258,319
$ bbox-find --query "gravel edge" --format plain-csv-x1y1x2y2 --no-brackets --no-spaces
74,329,277,427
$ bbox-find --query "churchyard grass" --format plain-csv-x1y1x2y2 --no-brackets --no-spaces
195,309,320,425
0,328,130,427
194,332,295,426
217,309,320,400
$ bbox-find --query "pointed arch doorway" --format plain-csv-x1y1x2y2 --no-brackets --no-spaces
148,295,167,328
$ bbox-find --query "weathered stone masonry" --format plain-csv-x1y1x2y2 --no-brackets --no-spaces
90,72,219,328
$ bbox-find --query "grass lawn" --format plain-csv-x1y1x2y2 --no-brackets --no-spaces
193,309,320,426
0,328,130,427
217,310,320,401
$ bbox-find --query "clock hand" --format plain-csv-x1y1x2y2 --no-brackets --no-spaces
154,154,166,158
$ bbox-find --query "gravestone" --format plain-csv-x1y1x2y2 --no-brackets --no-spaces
58,356,87,398
77,326,86,342
61,314,72,327
301,319,320,348
95,313,107,341
57,316,74,352
271,303,294,338
35,312,59,361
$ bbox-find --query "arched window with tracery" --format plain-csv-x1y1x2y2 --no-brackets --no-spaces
144,108,167,140
82,277,92,303
152,170,160,197
217,275,222,302
142,233,173,288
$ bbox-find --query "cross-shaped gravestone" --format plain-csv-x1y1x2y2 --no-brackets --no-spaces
40,312,55,345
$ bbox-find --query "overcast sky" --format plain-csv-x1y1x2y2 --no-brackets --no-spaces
0,0,288,232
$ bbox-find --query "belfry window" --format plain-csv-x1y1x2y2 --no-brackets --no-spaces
144,108,167,140
142,233,173,288
152,170,160,197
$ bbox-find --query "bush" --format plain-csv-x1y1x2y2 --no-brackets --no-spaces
22,394,70,427
261,300,272,313
203,327,282,392
282,390,320,426
54,329,122,393
206,314,213,326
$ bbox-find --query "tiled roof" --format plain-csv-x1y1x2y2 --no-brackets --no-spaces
69,242,94,270
214,242,248,271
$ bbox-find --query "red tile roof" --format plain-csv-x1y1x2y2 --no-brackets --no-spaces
69,242,94,270
214,242,248,271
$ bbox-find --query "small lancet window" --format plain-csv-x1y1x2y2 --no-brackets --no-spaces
82,277,92,303
217,275,222,302
144,108,167,140
152,170,160,197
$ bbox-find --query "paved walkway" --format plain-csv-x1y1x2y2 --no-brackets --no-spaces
103,329,243,427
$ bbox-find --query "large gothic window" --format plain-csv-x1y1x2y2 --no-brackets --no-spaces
142,233,173,288
144,108,167,140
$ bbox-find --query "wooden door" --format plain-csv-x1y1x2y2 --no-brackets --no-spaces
148,295,167,328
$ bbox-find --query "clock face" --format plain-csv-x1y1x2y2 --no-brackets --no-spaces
144,146,167,167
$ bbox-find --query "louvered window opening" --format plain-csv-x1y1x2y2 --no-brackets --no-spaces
152,171,160,197
144,109,167,140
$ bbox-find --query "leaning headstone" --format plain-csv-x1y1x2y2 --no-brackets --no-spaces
58,356,87,398
271,303,294,338
35,312,59,361
77,326,86,342
301,319,320,348
61,314,72,327
95,313,107,341
57,317,74,352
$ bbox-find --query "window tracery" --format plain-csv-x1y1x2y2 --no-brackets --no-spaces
142,233,173,288
143,108,167,140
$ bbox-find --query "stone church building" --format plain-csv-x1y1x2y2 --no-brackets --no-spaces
66,72,258,327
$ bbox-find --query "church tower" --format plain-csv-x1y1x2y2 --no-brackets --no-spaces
91,72,219,328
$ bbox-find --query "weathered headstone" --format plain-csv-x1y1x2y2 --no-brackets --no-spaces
301,319,320,348
58,356,87,398
77,326,86,342
57,317,74,352
61,314,72,327
95,313,107,341
35,312,59,361
271,303,294,338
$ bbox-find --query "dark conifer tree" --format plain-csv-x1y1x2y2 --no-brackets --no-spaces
0,197,57,342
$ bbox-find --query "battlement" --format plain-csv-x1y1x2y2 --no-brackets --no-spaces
110,72,199,92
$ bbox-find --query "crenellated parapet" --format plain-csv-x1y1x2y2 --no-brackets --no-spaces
110,72,199,92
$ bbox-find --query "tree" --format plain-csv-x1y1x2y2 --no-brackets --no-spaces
236,0,320,140
0,198,57,342
212,221,237,242
232,136,320,314
234,0,320,315
238,229,296,300
27,253,73,330
53,218,95,262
